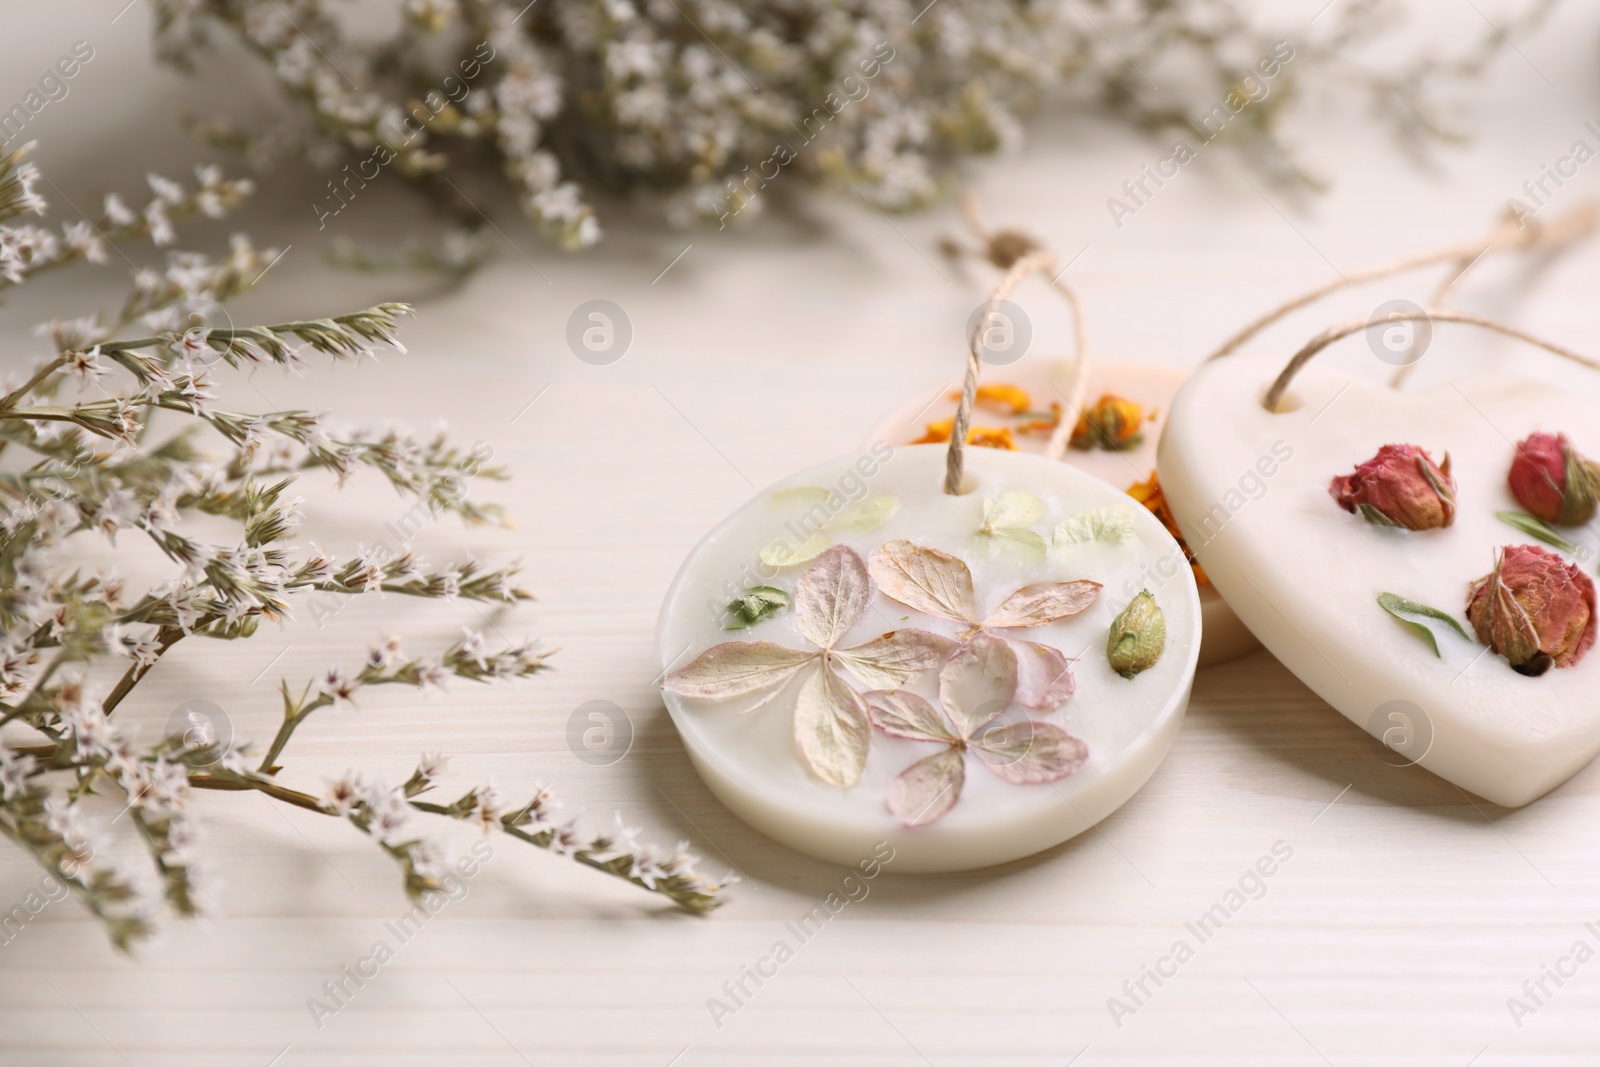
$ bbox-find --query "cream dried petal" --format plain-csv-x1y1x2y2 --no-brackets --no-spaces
863,689,959,743
834,628,956,690
663,642,815,703
793,665,872,788
984,579,1101,629
868,539,977,624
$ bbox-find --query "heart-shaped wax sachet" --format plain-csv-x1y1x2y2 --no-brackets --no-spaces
657,445,1201,871
1158,353,1600,806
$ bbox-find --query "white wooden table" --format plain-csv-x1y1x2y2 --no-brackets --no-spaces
6,3,1600,1063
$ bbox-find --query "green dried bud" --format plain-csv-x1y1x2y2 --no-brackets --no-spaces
1107,590,1165,679
723,585,789,630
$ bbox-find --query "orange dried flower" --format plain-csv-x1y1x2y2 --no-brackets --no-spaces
1127,470,1208,586
967,426,1017,450
1070,394,1144,451
1016,401,1062,437
911,419,1017,450
947,383,1033,415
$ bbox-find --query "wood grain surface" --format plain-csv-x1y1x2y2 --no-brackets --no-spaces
4,2,1600,1063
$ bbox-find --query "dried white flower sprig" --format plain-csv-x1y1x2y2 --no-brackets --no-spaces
0,144,732,950
149,0,1549,249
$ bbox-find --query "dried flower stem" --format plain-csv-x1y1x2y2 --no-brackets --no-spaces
0,143,733,951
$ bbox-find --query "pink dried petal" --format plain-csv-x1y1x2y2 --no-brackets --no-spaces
938,633,1017,739
971,721,1088,784
886,747,966,827
794,544,874,649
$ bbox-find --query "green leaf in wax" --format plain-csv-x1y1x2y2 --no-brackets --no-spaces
1376,591,1472,657
980,490,1042,531
1495,511,1580,554
826,495,899,533
977,491,1046,561
723,586,790,630
1053,505,1135,547
759,533,832,569
770,486,832,506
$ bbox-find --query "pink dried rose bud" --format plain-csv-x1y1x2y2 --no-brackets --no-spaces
1329,444,1456,530
1508,432,1600,526
1466,544,1596,676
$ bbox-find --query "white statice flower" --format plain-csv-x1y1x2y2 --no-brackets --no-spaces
60,696,118,760
236,416,272,460
434,566,462,602
143,759,192,815
384,548,424,585
317,666,358,709
415,752,447,783
9,160,46,215
162,811,202,864
346,546,386,593
64,344,108,384
146,172,186,206
193,165,228,217
218,739,257,776
42,792,87,847
629,846,665,889
144,198,175,246
102,191,136,227
52,670,91,714
599,813,643,862
36,498,80,542
0,747,36,801
407,837,452,882
416,659,448,692
458,628,487,669
103,622,164,668
473,782,504,836
298,541,335,583
544,820,582,856
87,486,139,542
0,648,39,700
367,633,404,670
166,581,204,632
667,840,701,878
0,224,62,282
173,324,212,364
323,774,363,815
61,220,107,264
367,787,411,845
92,569,128,611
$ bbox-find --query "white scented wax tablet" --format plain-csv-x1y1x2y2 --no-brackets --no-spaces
865,359,1259,665
656,444,1201,871
1159,353,1600,807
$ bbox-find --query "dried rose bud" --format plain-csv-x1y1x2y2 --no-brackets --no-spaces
1508,432,1600,526
1107,590,1165,679
1466,544,1596,676
1329,444,1455,530
1069,394,1143,451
